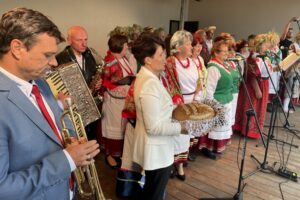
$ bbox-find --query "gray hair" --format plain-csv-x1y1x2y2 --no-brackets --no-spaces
170,30,193,55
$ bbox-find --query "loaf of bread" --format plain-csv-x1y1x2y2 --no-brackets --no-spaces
172,103,215,121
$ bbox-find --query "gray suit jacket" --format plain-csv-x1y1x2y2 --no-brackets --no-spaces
0,72,73,200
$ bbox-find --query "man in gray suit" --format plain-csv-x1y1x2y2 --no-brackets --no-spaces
0,7,100,200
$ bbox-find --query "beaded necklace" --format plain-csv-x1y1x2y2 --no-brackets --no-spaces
192,56,203,70
175,56,190,68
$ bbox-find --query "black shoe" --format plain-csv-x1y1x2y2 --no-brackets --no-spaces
202,148,216,160
176,173,186,181
188,153,196,161
105,155,120,169
173,164,186,181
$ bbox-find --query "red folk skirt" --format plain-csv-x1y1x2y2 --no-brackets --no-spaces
233,79,269,139
197,134,230,153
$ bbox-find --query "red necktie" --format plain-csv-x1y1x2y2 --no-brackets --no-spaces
31,85,62,144
31,84,73,190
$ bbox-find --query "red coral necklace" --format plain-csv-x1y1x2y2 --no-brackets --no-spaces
175,56,190,69
193,56,203,70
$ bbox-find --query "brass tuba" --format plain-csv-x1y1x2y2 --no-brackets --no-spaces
60,98,106,200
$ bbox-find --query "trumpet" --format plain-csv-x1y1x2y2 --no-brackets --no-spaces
60,98,106,200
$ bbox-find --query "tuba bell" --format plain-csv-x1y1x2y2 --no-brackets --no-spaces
60,98,106,200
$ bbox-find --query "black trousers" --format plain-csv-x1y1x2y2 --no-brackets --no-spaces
140,165,172,200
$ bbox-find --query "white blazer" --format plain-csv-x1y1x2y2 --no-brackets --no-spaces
132,67,181,170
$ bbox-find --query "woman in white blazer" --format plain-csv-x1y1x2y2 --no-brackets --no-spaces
131,33,188,200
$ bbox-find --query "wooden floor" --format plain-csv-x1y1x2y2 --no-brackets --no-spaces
93,105,300,200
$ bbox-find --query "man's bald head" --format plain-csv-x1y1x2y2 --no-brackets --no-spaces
67,26,88,55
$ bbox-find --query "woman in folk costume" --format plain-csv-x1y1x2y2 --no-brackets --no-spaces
115,31,144,198
283,31,300,112
266,31,282,102
191,34,208,99
219,33,242,130
233,34,272,139
164,30,199,180
102,34,135,168
189,34,217,159
195,29,211,65
115,79,145,199
205,39,234,153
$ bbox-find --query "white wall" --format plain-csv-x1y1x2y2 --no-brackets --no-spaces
188,0,300,40
0,0,181,55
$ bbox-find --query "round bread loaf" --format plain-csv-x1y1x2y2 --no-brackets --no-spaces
172,102,215,121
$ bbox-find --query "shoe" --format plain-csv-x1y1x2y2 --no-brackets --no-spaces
176,173,186,181
173,164,186,181
202,148,216,160
105,155,119,169
188,153,196,161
